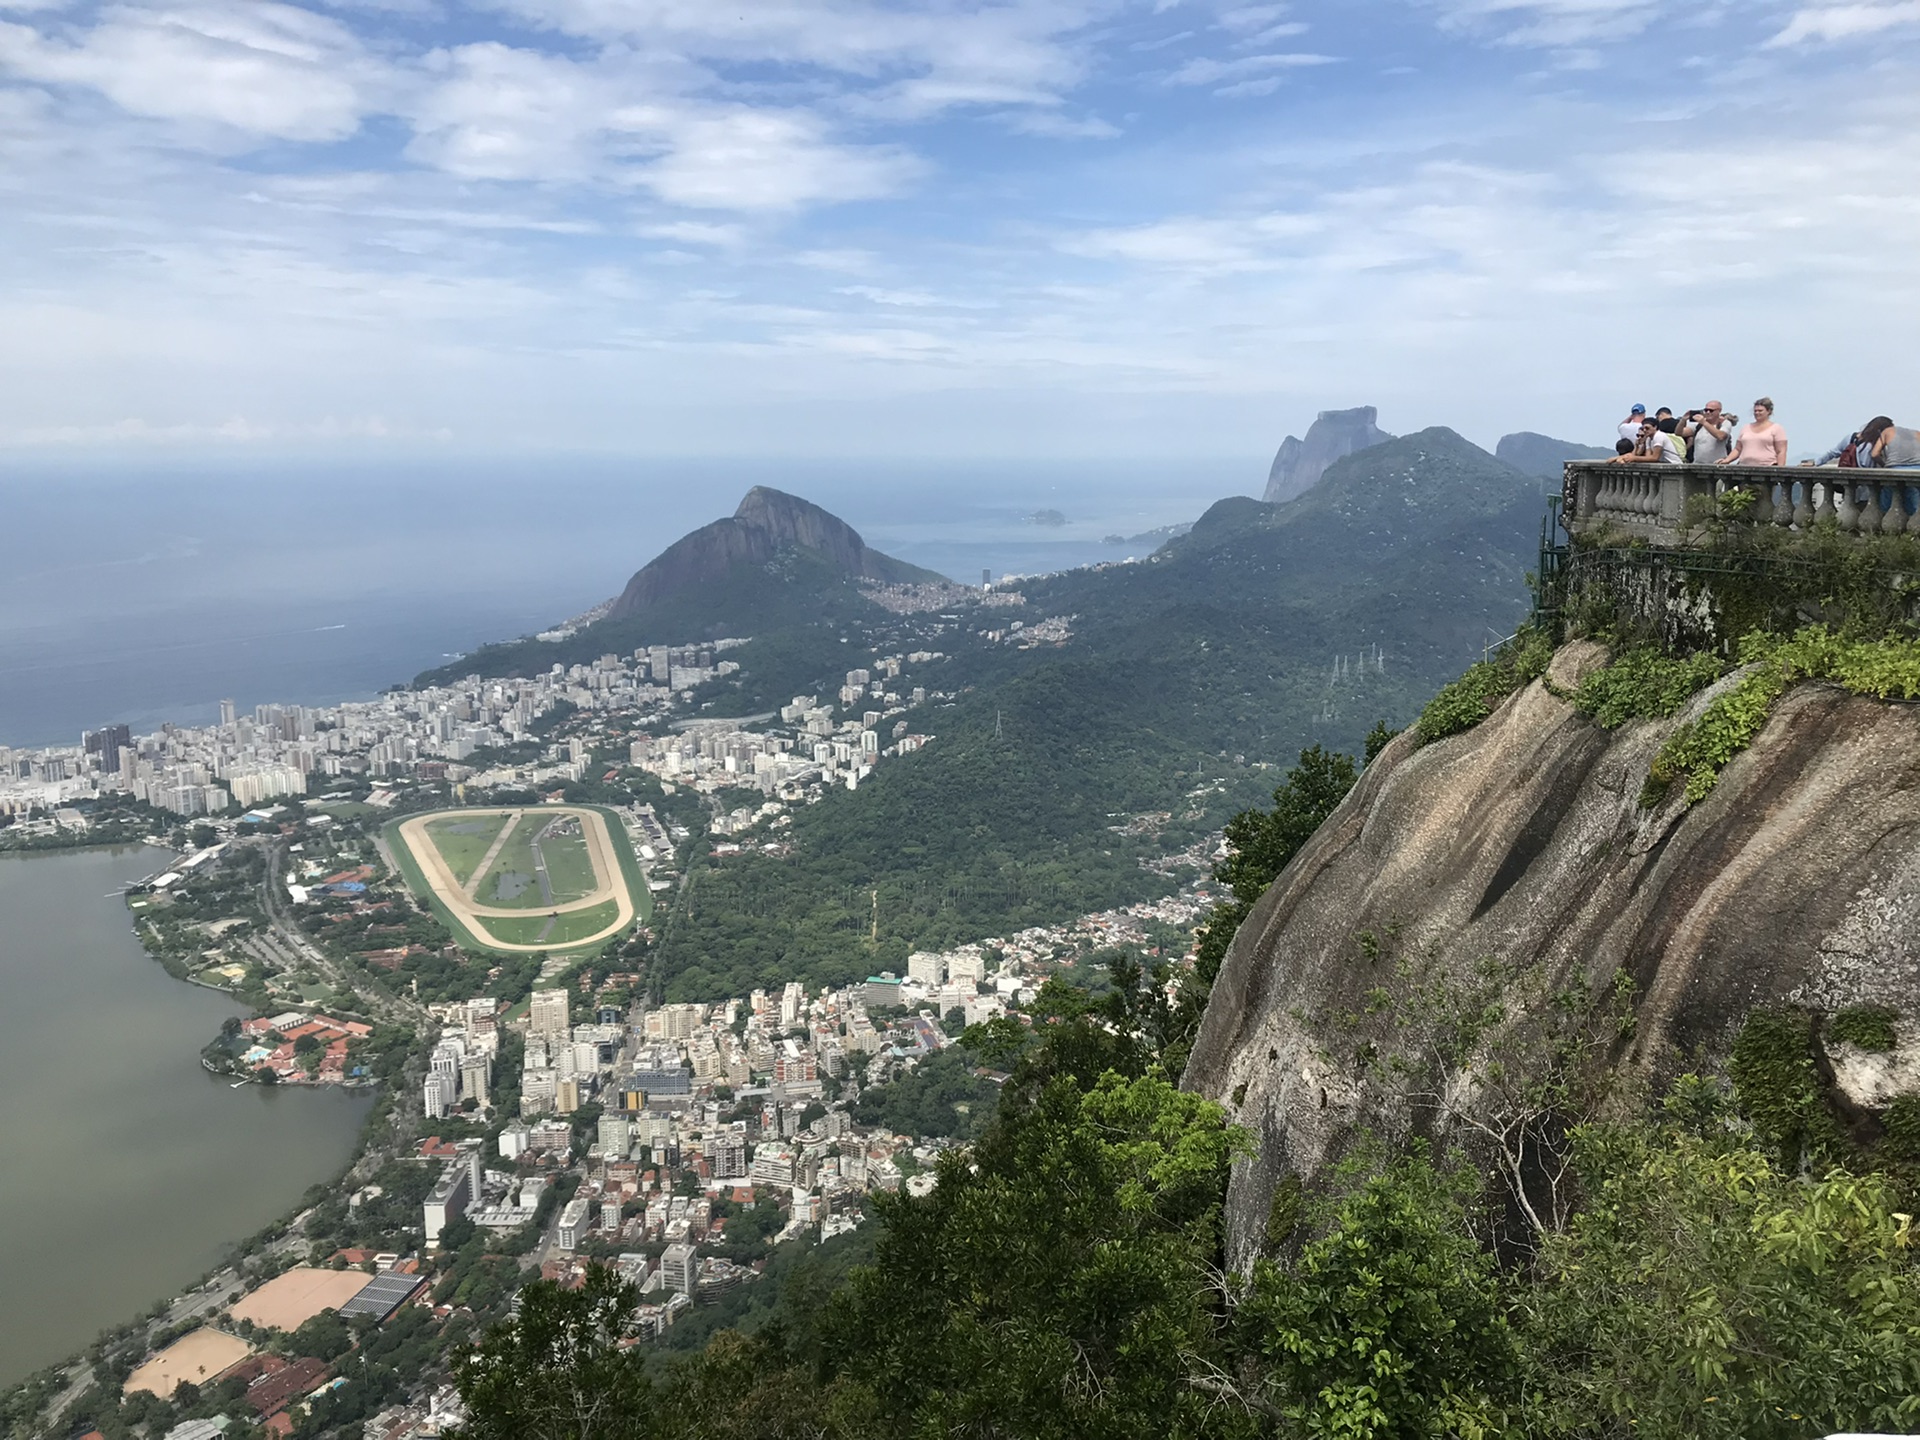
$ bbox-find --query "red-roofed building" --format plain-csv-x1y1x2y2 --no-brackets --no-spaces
245,1357,331,1416
418,1138,459,1159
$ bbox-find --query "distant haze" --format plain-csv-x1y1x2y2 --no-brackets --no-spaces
0,456,1236,745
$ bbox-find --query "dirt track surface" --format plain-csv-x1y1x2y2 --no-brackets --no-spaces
124,1329,252,1397
230,1266,370,1330
396,806,634,952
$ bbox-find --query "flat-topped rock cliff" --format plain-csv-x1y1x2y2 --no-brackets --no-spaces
1184,641,1920,1269
1264,406,1392,505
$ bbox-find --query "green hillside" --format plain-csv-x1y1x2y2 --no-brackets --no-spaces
646,429,1545,999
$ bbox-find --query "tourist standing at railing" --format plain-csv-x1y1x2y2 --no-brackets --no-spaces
1717,398,1788,466
1868,420,1920,469
1683,402,1737,464
1617,403,1648,442
1806,420,1881,468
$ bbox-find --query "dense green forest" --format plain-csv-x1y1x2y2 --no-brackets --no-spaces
640,429,1544,999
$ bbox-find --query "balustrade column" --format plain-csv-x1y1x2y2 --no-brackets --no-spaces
1878,482,1909,536
1811,478,1837,528
1793,477,1815,529
1892,481,1919,536
1833,478,1860,533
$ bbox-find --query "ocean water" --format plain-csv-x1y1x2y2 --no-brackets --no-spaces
0,454,1251,746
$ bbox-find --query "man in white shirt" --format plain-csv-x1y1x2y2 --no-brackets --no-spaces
1618,403,1648,443
1683,402,1735,465
1611,418,1682,465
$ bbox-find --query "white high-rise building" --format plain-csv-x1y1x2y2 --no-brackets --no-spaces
660,1243,697,1295
907,951,946,987
423,1072,455,1119
530,988,570,1040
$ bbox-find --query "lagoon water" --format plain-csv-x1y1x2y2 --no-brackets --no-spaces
0,846,370,1386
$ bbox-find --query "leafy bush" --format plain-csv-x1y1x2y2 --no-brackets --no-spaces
1414,629,1553,745
1573,647,1727,729
1831,1005,1899,1053
1641,666,1786,807
1643,628,1920,808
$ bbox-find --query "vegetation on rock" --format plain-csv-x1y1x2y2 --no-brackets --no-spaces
1413,629,1552,744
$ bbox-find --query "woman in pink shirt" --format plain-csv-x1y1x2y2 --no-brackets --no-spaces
1718,397,1789,466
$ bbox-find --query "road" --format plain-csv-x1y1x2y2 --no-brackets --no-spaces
260,839,429,1028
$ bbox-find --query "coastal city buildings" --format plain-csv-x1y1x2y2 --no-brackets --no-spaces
0,637,961,825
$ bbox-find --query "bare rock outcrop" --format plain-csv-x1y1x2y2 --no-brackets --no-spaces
1183,643,1920,1269
1264,407,1392,505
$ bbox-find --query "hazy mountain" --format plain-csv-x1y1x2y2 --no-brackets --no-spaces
606,486,941,622
1495,430,1615,479
415,487,945,687
1264,406,1393,504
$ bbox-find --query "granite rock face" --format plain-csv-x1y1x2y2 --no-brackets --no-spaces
1264,407,1393,505
606,486,938,621
1183,642,1920,1269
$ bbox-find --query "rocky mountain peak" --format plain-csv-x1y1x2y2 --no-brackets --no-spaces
1264,405,1393,505
604,487,938,622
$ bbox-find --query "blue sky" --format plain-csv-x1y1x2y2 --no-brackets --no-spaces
2,0,1917,461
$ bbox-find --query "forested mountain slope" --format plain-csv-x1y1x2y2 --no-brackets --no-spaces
649,429,1547,999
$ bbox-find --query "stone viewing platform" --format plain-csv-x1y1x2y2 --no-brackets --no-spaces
1563,461,1920,544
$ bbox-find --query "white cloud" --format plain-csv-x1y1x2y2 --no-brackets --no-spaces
1767,1,1920,43
1423,0,1675,45
633,106,920,210
407,42,615,180
638,219,746,246
403,43,915,208
1165,49,1334,84
0,1,387,140
483,0,1113,118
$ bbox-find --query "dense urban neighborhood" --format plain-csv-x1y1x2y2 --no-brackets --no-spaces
0,586,1224,1440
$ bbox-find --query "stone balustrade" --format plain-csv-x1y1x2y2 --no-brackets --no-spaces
1564,462,1920,544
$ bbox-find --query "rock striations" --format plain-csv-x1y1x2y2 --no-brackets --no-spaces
1264,406,1393,505
1183,640,1920,1270
605,486,941,622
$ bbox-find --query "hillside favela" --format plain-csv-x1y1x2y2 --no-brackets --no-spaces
3,5,1920,1440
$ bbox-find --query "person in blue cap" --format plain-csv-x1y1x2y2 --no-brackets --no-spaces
1617,403,1648,443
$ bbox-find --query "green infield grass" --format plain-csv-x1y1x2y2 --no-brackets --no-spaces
425,812,512,888
475,898,621,948
533,819,598,906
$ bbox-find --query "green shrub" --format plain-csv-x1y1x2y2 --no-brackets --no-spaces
1642,628,1920,808
1573,648,1727,729
1415,629,1553,745
1831,1005,1899,1053
1641,666,1785,807
1729,1008,1848,1170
